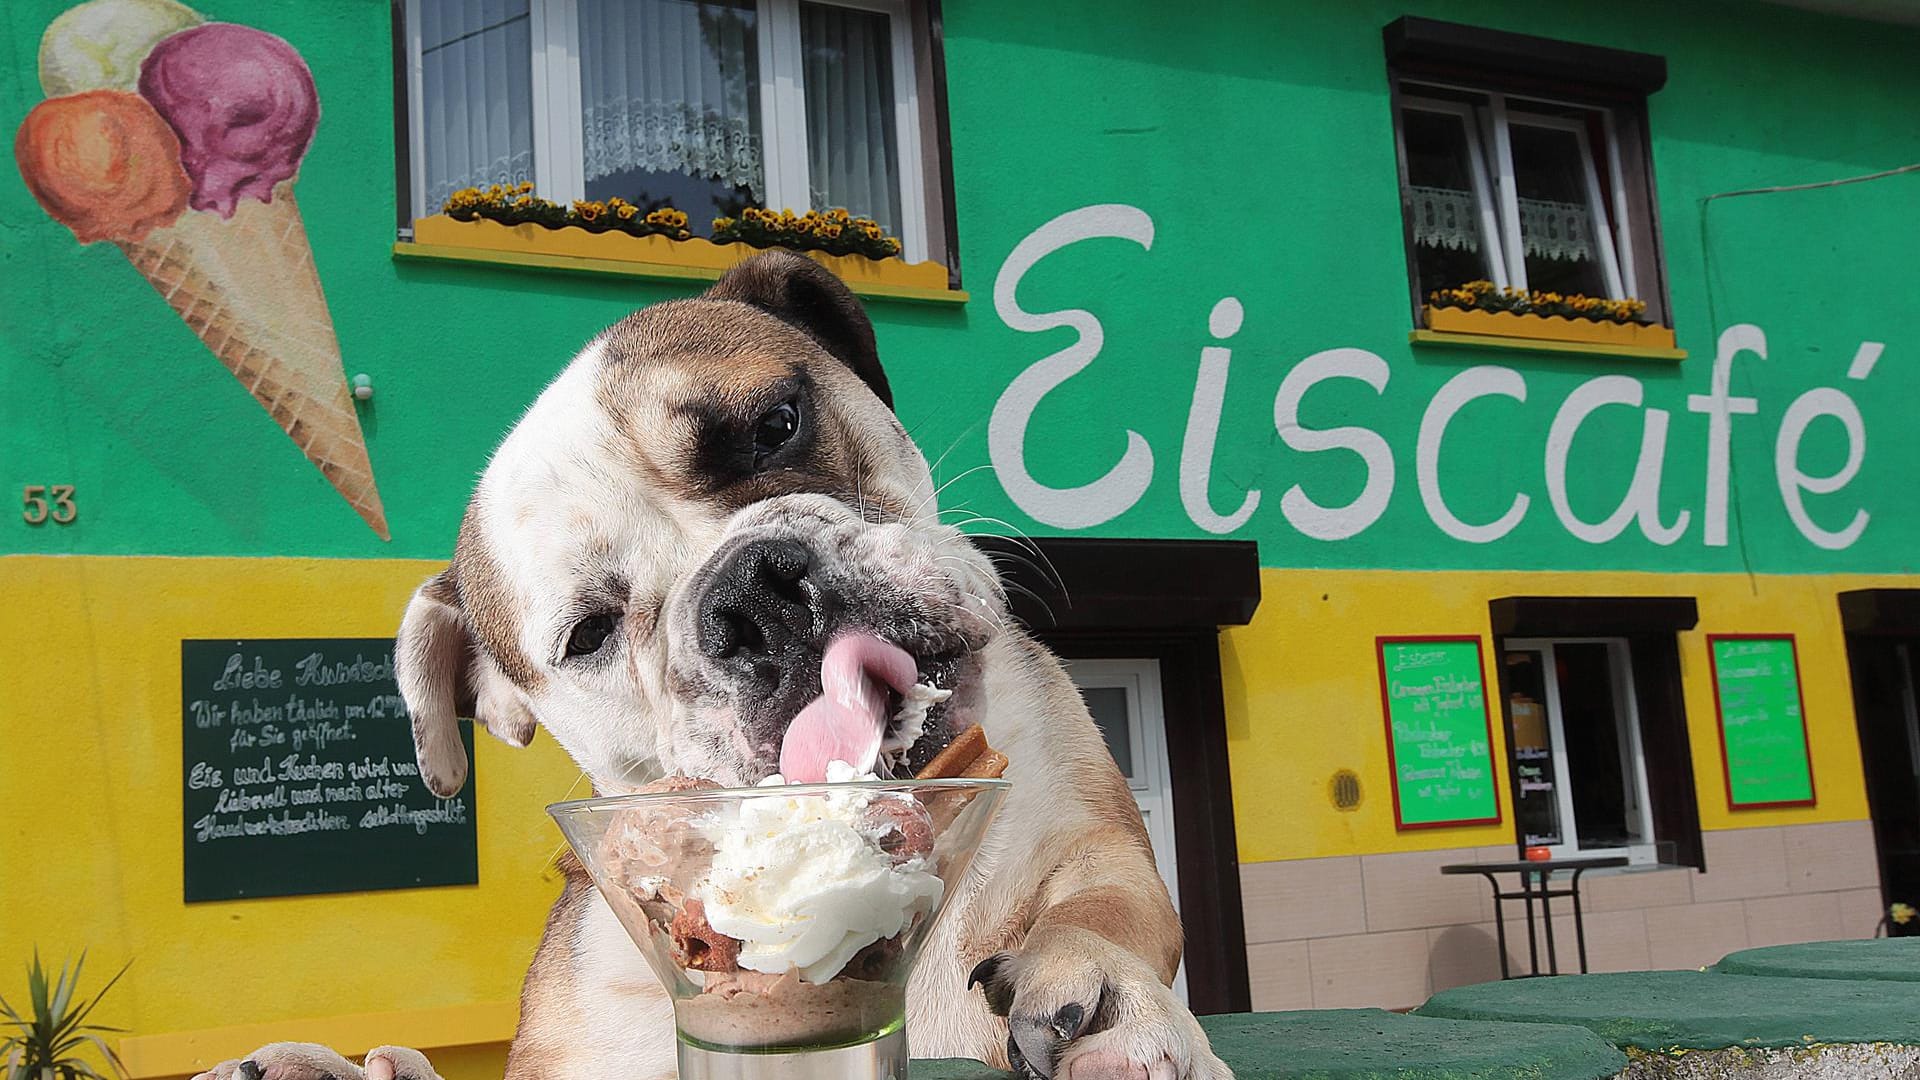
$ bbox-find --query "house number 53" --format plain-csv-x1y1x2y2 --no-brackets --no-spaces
22,485,77,525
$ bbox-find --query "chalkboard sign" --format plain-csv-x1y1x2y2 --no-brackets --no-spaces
1376,636,1502,830
182,639,478,902
1709,635,1817,809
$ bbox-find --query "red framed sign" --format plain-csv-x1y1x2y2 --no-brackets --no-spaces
1707,634,1817,810
1376,635,1503,830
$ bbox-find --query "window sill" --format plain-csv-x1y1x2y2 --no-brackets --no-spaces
393,216,968,305
1413,306,1686,361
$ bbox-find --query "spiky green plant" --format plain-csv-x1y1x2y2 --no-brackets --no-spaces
0,952,129,1080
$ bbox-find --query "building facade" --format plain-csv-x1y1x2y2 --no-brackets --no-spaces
5,0,1919,1075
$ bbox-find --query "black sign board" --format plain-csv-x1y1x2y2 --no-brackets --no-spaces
182,639,478,902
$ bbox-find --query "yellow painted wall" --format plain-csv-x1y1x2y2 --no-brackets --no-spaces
3,554,1910,1073
1224,568,1902,864
0,556,566,1078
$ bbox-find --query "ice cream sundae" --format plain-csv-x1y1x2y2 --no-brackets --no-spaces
549,723,1007,1073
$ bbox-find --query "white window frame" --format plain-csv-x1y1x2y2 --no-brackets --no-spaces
1397,81,1636,300
403,0,931,262
1396,96,1509,290
1506,637,1659,866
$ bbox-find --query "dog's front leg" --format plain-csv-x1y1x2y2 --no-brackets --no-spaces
969,827,1232,1080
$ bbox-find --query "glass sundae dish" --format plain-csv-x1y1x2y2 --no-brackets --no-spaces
549,758,1008,1079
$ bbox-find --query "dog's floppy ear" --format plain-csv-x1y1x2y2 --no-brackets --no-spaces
703,250,892,409
394,569,538,798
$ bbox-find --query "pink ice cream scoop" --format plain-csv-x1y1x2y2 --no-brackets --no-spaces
137,22,317,217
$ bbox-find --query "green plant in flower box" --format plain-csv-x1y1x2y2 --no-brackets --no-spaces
1,951,129,1080
440,183,693,240
1428,279,1650,325
712,206,904,260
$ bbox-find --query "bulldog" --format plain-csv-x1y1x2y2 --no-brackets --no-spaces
194,252,1230,1080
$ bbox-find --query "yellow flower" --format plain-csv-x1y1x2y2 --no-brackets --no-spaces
1893,903,1915,925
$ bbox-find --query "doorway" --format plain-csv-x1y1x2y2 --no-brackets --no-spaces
1501,638,1659,865
1061,657,1186,999
1842,599,1920,931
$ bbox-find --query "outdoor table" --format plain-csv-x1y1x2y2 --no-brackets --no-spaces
1440,856,1628,979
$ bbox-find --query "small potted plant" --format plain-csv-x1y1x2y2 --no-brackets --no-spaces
1,951,130,1080
1878,901,1916,937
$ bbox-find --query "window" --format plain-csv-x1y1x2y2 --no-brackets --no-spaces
1383,17,1672,330
1395,84,1656,316
1502,638,1658,863
399,0,943,263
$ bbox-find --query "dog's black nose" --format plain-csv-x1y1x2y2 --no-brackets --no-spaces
698,537,816,665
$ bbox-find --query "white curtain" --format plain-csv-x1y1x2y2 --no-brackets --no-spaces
1408,185,1482,254
419,0,534,210
578,0,765,203
800,2,900,234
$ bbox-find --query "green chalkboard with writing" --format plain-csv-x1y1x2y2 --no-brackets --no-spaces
1710,635,1816,808
181,639,478,902
1377,637,1501,829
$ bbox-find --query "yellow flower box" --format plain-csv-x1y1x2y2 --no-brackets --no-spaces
407,215,955,297
1424,305,1677,351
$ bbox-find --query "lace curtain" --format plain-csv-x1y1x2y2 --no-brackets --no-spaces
579,0,765,204
1409,186,1596,263
418,0,535,210
1408,185,1483,254
800,2,900,235
1516,197,1596,263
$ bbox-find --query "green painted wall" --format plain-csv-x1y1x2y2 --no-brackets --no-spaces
4,0,1917,573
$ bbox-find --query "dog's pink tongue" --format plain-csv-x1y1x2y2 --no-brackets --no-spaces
780,634,917,783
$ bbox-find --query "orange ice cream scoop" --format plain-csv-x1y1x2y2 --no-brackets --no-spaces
15,89,188,244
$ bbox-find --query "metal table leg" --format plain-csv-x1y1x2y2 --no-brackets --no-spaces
1478,873,1513,980
1539,868,1560,976
1570,867,1591,974
1520,869,1541,976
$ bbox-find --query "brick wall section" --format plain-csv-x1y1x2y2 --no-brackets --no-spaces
1240,822,1883,1011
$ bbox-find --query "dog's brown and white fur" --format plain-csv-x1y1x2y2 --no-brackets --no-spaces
195,253,1230,1080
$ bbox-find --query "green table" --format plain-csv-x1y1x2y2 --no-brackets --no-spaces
1713,937,1920,981
913,1008,1626,1079
1417,969,1920,1051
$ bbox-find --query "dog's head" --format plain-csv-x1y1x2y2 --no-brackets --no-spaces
395,252,1006,795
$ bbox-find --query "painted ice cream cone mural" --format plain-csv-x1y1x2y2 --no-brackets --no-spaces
15,0,389,539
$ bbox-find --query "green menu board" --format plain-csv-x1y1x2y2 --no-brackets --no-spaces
1376,637,1501,829
1710,635,1816,808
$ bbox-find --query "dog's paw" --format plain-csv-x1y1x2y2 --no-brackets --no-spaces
189,1043,442,1080
969,929,1231,1080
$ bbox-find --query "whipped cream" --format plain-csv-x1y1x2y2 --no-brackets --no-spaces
880,682,953,772
698,761,942,984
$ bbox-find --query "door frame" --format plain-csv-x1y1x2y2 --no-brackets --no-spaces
1501,636,1660,865
972,536,1258,1016
1839,589,1920,922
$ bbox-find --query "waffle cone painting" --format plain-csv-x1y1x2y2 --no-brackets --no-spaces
14,0,388,540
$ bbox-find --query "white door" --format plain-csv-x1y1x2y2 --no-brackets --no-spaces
1060,658,1186,1001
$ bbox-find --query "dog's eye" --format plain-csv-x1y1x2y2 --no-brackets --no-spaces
752,400,800,468
565,614,616,658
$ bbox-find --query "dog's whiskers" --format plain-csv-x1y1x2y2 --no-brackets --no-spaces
941,514,1068,604
913,462,999,522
